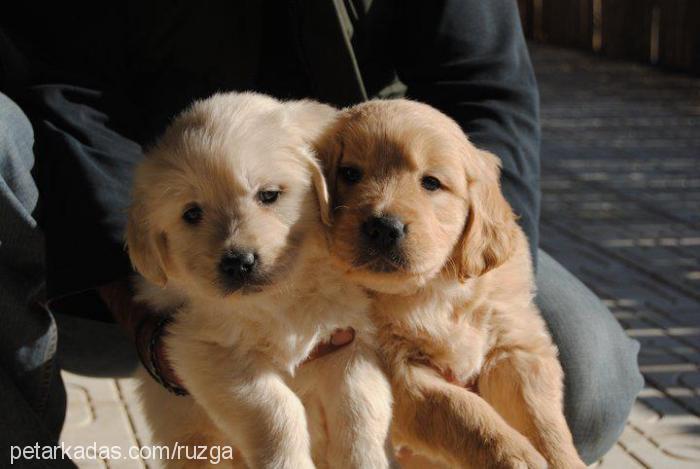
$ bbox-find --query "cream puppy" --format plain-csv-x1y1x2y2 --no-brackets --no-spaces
126,92,393,469
317,99,585,469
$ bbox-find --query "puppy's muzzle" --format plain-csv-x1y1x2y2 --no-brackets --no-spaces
219,249,258,286
361,215,406,250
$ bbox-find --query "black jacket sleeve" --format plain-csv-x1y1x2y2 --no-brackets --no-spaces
22,84,145,300
393,0,541,263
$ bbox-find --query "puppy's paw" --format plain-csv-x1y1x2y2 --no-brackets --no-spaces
275,456,315,469
497,432,547,469
505,452,547,469
556,456,586,469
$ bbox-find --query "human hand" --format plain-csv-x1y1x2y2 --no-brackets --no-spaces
303,328,356,363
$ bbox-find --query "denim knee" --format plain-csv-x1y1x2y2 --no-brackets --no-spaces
0,92,38,226
0,94,65,445
0,92,33,155
571,333,643,463
536,250,643,463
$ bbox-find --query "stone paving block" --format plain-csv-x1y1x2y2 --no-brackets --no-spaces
618,426,699,469
61,372,147,469
652,432,700,465
595,443,646,469
627,398,662,428
116,376,153,450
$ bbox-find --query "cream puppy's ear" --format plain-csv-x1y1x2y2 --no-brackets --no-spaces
457,149,519,280
126,186,171,287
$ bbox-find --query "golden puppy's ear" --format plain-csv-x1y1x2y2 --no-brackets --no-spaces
457,150,519,280
287,100,338,226
313,122,344,222
303,152,332,226
126,193,170,287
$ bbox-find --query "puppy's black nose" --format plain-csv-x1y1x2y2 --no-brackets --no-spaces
361,215,406,249
219,250,257,279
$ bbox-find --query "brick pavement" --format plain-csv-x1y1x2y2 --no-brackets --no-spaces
59,44,700,468
534,44,700,468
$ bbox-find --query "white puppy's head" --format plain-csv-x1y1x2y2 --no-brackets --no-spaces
127,92,335,297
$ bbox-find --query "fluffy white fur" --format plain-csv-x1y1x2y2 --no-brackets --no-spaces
127,93,393,469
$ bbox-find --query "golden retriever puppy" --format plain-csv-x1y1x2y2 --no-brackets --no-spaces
316,99,585,469
126,92,394,469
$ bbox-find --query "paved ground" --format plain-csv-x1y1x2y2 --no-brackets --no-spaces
59,44,700,468
533,43,700,468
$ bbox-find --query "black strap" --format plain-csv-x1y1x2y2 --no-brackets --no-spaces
291,0,368,107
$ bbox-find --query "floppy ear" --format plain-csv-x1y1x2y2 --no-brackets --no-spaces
303,152,332,226
286,100,338,226
125,191,171,287
313,120,345,223
457,150,519,280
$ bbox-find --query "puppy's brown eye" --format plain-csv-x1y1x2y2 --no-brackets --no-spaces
421,176,441,191
339,166,362,185
258,190,280,204
182,204,203,225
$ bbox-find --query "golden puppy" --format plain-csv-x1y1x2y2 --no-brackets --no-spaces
316,99,585,469
127,92,394,469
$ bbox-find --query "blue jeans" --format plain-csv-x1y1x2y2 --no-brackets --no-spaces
0,94,71,468
0,93,643,465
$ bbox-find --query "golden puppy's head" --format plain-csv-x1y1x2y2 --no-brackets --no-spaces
317,99,518,293
127,92,334,297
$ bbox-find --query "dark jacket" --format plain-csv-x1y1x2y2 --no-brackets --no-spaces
0,0,539,301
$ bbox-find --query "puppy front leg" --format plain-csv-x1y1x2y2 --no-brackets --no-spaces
479,344,586,469
393,364,546,469
317,341,395,469
171,339,315,469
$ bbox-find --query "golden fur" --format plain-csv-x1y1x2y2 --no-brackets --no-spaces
316,99,585,469
126,93,394,469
